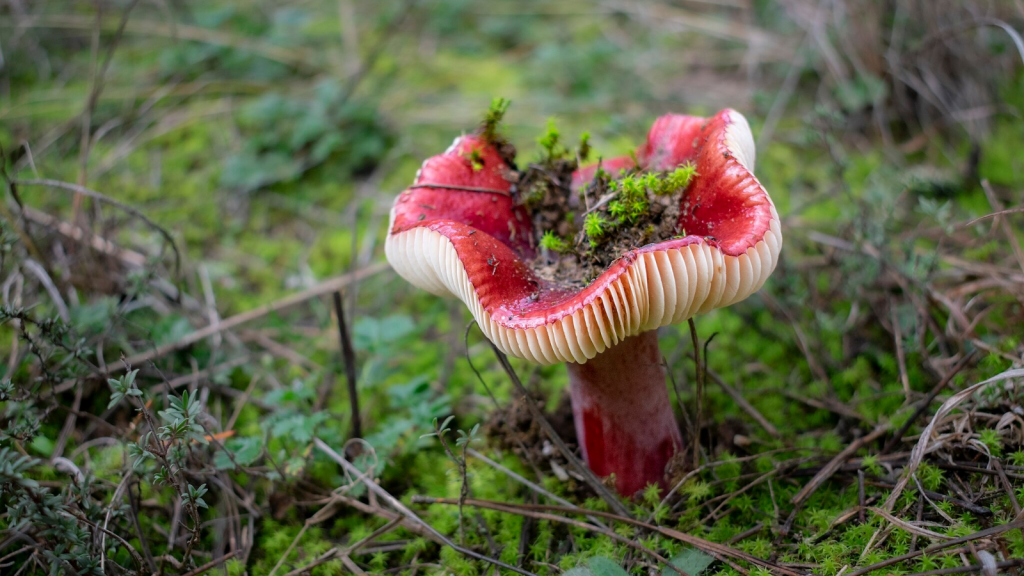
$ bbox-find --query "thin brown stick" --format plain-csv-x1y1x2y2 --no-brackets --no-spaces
992,459,1022,518
890,302,911,402
325,493,441,544
791,426,889,507
964,205,1024,226
466,448,607,529
76,0,141,192
726,523,764,545
279,518,402,576
981,179,1024,275
863,480,992,517
777,425,889,540
857,470,866,524
332,291,360,438
279,550,339,576
21,205,146,266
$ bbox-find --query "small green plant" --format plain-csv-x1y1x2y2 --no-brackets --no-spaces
186,483,210,510
538,118,569,163
861,454,884,477
916,462,944,491
659,163,698,195
610,174,652,223
106,369,142,409
0,378,14,401
540,231,570,253
422,416,481,545
465,148,485,171
583,213,611,245
578,131,592,161
1009,450,1024,466
978,428,1003,457
642,483,662,507
481,97,511,142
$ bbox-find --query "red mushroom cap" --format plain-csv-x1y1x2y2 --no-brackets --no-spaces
386,109,782,365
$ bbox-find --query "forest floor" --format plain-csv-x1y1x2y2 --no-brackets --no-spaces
1,1,1023,576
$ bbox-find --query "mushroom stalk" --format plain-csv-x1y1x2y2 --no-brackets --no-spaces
566,330,682,497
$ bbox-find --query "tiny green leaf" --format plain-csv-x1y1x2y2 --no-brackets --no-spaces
662,549,715,576
587,556,629,576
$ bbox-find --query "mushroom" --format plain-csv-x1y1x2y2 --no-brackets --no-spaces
385,109,782,496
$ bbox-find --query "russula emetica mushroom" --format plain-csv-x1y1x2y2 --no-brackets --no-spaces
385,109,782,496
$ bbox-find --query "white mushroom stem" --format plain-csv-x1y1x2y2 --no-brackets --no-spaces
566,330,682,497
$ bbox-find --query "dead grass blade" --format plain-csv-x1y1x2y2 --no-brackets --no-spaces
844,519,1024,576
706,368,780,439
882,368,1024,512
866,507,951,541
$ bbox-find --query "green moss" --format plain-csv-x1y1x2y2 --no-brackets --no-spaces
440,546,478,576
584,212,612,245
658,163,698,195
537,118,569,163
481,97,511,142
540,231,570,253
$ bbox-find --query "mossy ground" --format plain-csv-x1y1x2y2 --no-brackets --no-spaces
1,2,1023,576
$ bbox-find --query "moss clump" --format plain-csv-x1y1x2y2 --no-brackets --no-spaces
480,97,511,143
660,163,698,195
540,231,570,253
537,118,571,165
607,174,652,225
578,163,697,250
583,213,611,246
